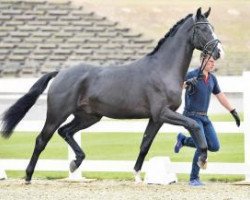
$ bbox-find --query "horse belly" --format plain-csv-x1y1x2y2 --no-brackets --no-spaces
80,77,150,118
91,99,150,119
105,108,150,119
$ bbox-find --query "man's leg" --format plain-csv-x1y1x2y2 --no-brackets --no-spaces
179,118,220,151
189,149,205,186
183,135,196,148
204,119,220,152
174,116,200,152
187,120,205,181
174,117,206,185
189,118,219,186
159,108,208,168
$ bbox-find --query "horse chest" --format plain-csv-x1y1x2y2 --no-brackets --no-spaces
159,83,183,109
158,81,182,99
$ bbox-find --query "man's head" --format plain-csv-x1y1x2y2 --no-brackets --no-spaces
200,52,216,73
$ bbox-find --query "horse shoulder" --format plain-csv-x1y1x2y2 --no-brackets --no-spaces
161,81,182,111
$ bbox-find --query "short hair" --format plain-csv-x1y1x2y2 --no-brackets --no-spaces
200,52,218,61
200,52,207,60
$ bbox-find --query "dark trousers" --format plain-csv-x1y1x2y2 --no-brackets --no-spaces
183,113,220,180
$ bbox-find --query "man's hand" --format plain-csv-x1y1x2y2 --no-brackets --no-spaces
185,77,198,88
185,75,204,93
185,77,198,93
186,73,204,87
230,109,240,127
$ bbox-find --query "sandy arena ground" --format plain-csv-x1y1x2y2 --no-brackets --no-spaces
0,179,250,200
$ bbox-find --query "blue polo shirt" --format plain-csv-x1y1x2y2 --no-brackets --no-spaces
184,68,221,113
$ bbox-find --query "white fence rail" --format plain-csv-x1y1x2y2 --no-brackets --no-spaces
0,73,249,181
1,159,250,174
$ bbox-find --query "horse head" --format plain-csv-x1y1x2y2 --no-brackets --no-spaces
192,7,224,60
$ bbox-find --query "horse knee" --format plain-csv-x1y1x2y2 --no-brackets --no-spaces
35,136,47,152
208,144,220,152
187,121,201,133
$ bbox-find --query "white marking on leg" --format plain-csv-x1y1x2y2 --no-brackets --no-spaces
133,170,142,183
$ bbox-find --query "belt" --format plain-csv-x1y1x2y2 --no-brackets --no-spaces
184,111,207,116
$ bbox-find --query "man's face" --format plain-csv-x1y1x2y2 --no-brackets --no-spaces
203,56,216,72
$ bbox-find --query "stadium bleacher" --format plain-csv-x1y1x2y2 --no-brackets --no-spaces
0,0,249,77
0,0,154,77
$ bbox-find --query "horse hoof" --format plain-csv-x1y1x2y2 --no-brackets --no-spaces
25,180,31,185
135,176,142,183
70,160,78,173
133,170,142,183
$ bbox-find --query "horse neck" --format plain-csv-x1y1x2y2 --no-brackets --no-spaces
153,22,194,81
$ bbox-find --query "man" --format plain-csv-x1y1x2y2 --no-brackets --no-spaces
174,52,240,186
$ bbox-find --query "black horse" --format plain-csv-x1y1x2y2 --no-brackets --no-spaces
1,8,223,184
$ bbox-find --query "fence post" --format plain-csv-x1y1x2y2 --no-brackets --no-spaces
243,71,250,181
68,131,82,180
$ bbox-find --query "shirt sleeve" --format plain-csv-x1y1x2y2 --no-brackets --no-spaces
212,75,221,95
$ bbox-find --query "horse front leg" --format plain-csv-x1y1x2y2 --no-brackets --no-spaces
134,118,163,183
159,107,208,169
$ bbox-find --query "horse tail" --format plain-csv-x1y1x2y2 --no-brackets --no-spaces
0,71,59,138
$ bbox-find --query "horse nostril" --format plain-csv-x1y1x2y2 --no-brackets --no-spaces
218,43,225,59
218,50,221,58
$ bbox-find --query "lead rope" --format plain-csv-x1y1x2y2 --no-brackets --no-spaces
198,39,220,76
188,39,220,95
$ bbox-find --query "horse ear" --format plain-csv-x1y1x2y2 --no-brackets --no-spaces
204,7,211,18
196,7,202,20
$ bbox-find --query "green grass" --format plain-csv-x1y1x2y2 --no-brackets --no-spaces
5,171,244,182
0,130,244,182
209,112,244,122
0,132,68,159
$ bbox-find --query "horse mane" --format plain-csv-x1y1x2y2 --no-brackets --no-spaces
147,13,193,56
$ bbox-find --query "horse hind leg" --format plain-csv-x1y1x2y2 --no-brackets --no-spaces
58,114,101,173
25,115,67,184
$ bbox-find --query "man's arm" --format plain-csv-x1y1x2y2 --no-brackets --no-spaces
215,92,240,127
215,92,234,111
